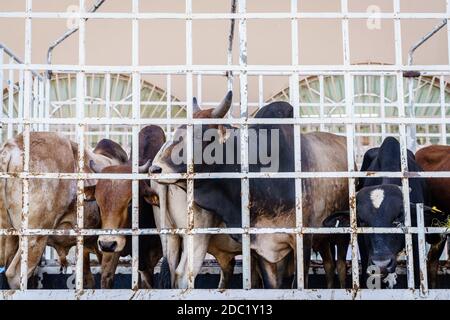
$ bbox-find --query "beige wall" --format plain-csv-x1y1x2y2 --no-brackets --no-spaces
0,0,449,102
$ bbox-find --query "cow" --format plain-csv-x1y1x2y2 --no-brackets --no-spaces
46,138,129,288
416,144,450,288
84,125,165,288
0,132,127,289
326,137,448,288
150,91,350,289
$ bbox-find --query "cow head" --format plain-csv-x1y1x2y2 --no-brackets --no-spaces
356,184,405,277
150,90,233,182
325,184,405,280
85,160,157,253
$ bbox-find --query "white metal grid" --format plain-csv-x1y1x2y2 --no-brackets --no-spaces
0,0,449,299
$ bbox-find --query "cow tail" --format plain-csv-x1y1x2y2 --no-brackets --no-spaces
158,257,172,289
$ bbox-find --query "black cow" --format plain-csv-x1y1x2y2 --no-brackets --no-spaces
151,91,350,289
328,137,446,288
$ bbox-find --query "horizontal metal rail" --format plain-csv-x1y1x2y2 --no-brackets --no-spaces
0,226,447,237
3,64,450,73
0,171,448,180
0,117,449,126
1,289,449,300
3,11,450,20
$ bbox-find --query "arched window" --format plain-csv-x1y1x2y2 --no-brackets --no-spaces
267,73,450,161
2,73,185,149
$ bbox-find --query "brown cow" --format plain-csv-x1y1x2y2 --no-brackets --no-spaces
85,125,165,288
46,138,129,288
416,144,450,288
0,132,126,289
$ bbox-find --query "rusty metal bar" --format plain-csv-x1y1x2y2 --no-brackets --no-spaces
131,0,140,290
416,203,428,296
74,0,86,292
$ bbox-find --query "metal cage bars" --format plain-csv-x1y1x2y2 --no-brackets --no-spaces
0,0,449,299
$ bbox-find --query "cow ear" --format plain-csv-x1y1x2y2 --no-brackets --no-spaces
84,185,96,201
140,181,160,207
144,193,160,207
322,211,350,228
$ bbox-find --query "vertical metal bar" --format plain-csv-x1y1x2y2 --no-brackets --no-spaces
131,0,140,290
166,74,172,137
19,0,33,291
38,78,44,132
319,75,325,132
44,76,50,132
439,76,446,144
105,73,111,139
18,70,24,133
185,0,195,289
406,73,416,151
75,0,86,292
416,203,428,296
238,0,251,290
32,77,38,131
341,0,359,292
227,0,237,93
290,0,304,290
7,58,14,138
447,0,450,69
380,75,386,141
197,74,202,105
394,0,415,289
258,75,263,109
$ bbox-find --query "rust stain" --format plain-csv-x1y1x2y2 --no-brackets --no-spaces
349,195,356,210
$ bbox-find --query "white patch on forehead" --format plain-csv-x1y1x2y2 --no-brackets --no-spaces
370,188,384,209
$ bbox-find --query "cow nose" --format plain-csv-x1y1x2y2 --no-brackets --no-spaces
98,240,117,252
149,165,162,174
370,258,396,274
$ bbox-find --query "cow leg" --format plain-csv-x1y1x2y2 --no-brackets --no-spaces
336,236,350,289
251,253,263,288
5,235,48,289
316,236,336,289
163,235,181,288
210,249,235,289
83,248,96,289
100,252,120,289
207,236,237,289
0,204,18,289
303,235,312,289
358,235,369,288
175,234,212,288
427,237,446,289
138,240,162,289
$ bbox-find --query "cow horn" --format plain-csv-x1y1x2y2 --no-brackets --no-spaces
89,160,104,173
211,90,233,118
192,97,201,113
138,159,152,173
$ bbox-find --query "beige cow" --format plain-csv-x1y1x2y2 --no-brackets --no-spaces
0,132,127,289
